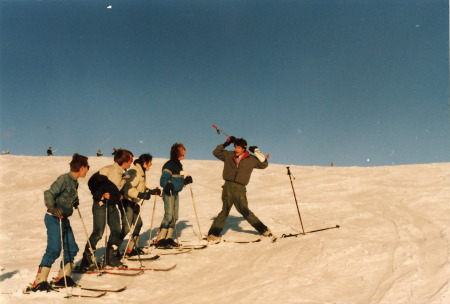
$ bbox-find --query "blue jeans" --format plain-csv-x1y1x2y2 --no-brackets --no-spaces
159,192,179,230
121,201,143,238
88,201,122,248
39,214,79,267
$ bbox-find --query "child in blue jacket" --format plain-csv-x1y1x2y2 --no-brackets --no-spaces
155,143,192,248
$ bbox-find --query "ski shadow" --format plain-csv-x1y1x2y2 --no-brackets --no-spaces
218,215,260,236
0,270,18,282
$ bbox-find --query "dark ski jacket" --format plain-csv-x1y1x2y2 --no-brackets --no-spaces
213,144,268,186
44,172,78,217
88,171,121,205
160,159,185,193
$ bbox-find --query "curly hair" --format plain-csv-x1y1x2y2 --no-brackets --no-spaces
170,143,185,160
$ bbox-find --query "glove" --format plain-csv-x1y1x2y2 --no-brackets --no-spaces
249,146,258,153
72,197,79,209
131,203,140,214
149,188,161,196
184,176,193,186
163,183,174,195
137,190,151,200
48,207,63,217
223,136,236,147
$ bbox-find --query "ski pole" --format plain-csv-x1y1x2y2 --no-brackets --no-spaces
103,200,109,268
75,207,100,272
212,124,268,160
189,184,203,241
120,199,133,232
212,125,230,138
147,195,158,248
59,217,70,298
120,199,145,266
286,167,305,234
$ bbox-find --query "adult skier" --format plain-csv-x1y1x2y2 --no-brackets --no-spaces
206,137,272,241
121,153,161,257
154,143,193,248
27,153,90,292
79,149,133,270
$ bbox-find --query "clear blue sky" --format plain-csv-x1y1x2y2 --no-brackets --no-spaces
1,0,448,166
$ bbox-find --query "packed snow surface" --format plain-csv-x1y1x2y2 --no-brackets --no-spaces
0,155,449,303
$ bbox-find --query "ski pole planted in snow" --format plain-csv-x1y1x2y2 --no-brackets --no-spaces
148,195,158,248
189,184,203,241
75,207,100,272
120,199,145,266
103,200,109,268
287,167,305,234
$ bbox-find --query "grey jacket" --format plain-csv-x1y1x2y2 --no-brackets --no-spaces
44,172,78,217
213,144,268,186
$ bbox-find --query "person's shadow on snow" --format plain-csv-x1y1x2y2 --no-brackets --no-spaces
219,215,259,236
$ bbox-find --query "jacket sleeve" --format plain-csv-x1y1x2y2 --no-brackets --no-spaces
212,144,227,161
44,176,64,208
90,173,109,201
254,159,269,169
126,171,141,200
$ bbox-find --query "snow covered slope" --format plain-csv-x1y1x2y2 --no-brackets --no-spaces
0,155,448,303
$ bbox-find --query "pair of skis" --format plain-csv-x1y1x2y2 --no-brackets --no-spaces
23,284,127,298
212,125,268,162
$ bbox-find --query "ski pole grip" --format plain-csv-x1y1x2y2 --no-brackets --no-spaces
286,166,291,176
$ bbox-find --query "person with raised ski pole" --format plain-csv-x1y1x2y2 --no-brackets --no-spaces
120,153,161,257
79,149,133,270
154,143,193,248
27,153,89,292
206,136,272,242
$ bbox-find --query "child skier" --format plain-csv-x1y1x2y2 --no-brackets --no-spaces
121,153,161,256
155,143,193,248
27,153,89,292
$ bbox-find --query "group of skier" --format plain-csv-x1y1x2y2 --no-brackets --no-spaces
28,136,272,292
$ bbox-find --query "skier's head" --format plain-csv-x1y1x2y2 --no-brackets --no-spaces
170,143,186,160
70,153,89,178
234,138,247,157
134,153,153,171
70,153,89,172
114,149,134,169
234,138,247,150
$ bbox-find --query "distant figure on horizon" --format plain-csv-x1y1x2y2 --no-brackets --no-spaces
27,153,89,292
154,143,192,248
97,150,103,157
47,147,53,156
2,150,10,155
206,136,272,242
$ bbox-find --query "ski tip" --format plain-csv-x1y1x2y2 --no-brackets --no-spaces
212,124,218,129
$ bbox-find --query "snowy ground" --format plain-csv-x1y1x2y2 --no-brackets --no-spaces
0,155,449,304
